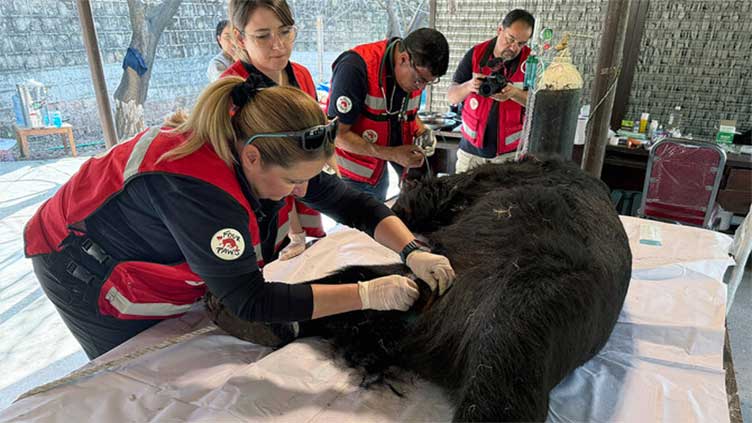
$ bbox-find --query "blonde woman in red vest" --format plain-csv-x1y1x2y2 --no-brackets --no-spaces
222,0,324,260
447,9,534,173
24,76,455,359
327,29,449,202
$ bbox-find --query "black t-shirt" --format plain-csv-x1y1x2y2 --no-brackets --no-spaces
452,41,522,158
328,39,406,148
84,165,393,323
242,61,300,89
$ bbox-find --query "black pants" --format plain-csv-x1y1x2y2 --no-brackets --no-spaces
31,236,161,359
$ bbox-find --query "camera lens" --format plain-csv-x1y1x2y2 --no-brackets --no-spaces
479,81,493,97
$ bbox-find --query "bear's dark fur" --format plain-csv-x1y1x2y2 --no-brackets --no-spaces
210,158,632,421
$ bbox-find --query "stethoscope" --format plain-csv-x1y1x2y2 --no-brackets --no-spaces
376,39,431,185
378,39,410,121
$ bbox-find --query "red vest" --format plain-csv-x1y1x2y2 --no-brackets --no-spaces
330,40,422,185
221,60,317,100
24,128,295,320
221,60,325,238
460,39,530,155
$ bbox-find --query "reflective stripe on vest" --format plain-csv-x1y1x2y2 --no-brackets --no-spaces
365,94,386,110
275,218,291,247
462,121,477,138
105,287,194,317
299,213,321,229
407,95,421,110
336,155,375,178
364,92,420,113
123,127,160,179
506,130,523,146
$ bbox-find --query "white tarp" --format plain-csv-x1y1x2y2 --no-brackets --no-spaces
0,217,734,422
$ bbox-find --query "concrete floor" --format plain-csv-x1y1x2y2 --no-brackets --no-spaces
0,157,749,420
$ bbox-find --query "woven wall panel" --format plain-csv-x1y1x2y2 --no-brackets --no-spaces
626,0,751,138
431,0,607,112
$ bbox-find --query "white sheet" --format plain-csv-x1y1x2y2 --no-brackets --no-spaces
0,218,734,423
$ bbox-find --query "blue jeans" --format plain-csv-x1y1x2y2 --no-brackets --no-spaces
343,168,389,202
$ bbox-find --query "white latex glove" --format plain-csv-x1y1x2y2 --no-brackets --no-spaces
358,275,420,311
279,232,307,261
413,127,437,157
405,251,456,295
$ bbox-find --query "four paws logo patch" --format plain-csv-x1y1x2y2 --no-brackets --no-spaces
211,228,245,261
362,129,378,143
336,96,353,114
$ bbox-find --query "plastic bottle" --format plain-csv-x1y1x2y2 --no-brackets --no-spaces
667,106,682,137
647,120,658,140
524,54,539,90
41,102,50,127
28,109,41,127
52,111,63,128
639,112,649,133
12,94,27,126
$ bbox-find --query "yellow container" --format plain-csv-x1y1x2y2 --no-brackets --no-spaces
639,112,649,133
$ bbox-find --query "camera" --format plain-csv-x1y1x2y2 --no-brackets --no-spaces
478,72,508,97
478,57,508,97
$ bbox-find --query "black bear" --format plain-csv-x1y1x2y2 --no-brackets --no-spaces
208,158,632,422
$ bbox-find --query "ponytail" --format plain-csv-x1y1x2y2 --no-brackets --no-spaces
161,77,244,165
161,77,333,168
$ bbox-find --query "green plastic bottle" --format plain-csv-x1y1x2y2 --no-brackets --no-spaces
524,54,539,90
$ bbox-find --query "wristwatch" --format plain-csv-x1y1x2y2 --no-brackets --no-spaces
400,240,422,263
399,240,420,263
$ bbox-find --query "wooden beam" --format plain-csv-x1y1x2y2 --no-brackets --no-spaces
610,0,650,129
582,0,631,178
425,0,437,111
76,0,118,148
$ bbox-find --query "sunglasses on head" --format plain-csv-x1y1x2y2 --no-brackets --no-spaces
244,118,338,151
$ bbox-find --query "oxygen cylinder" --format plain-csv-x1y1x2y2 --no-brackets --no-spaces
518,46,583,160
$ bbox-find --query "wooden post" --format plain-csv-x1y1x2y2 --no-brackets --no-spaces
582,0,631,177
425,0,438,111
610,0,650,130
76,0,118,149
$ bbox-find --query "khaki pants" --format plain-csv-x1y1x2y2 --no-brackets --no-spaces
455,148,517,174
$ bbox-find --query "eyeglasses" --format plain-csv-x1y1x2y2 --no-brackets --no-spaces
407,52,440,87
502,30,529,48
245,118,338,151
240,25,297,48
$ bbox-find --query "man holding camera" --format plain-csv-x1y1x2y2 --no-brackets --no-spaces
447,9,534,173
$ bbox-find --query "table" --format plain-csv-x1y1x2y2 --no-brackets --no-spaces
571,144,752,215
432,131,751,215
13,124,77,158
0,219,737,423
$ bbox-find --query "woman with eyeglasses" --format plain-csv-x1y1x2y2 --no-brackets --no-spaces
24,76,456,359
222,0,326,261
